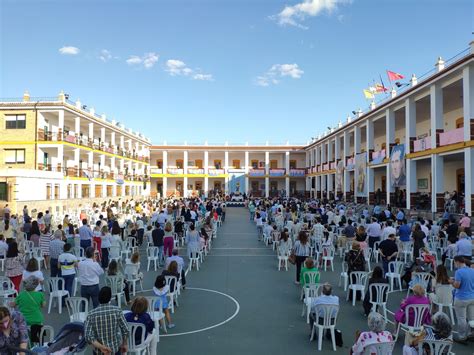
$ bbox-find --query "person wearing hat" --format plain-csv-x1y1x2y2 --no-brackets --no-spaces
12,276,45,343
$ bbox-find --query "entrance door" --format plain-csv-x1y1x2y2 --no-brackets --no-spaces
457,168,465,193
270,181,278,191
290,181,297,196
157,183,163,197
214,181,222,191
251,181,258,192
381,176,386,192
195,181,202,194
176,181,183,197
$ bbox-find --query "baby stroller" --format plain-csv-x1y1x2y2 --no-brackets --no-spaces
0,322,88,355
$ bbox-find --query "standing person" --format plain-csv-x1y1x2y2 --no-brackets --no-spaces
136,216,145,246
254,212,263,241
79,219,93,249
58,243,78,298
100,226,112,269
43,211,52,230
153,275,175,329
455,232,473,261
84,286,129,355
49,231,65,278
449,256,474,342
78,247,104,309
13,277,45,343
366,218,382,250
39,226,52,270
185,224,200,259
293,231,310,285
92,221,102,261
152,224,165,266
163,222,174,258
411,223,426,259
378,234,398,275
5,241,24,292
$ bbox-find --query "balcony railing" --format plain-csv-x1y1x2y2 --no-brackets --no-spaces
208,168,225,176
323,163,329,171
188,168,205,174
289,168,306,177
248,169,265,177
150,168,163,174
167,168,184,175
330,162,336,170
371,149,386,164
439,128,464,146
346,157,355,169
413,136,432,152
37,130,150,163
269,168,285,177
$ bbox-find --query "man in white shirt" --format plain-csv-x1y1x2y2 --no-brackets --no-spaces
309,283,339,332
366,218,382,249
78,247,104,308
381,220,397,241
165,249,187,288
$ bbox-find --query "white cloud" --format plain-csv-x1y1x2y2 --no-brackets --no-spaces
255,63,304,86
126,53,159,69
193,73,213,81
272,0,350,29
166,59,213,81
59,46,80,55
99,49,112,62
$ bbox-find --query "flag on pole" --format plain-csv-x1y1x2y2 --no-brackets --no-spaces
387,70,404,81
363,89,374,99
374,83,388,93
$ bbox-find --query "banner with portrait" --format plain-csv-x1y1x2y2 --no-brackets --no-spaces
336,160,344,192
228,169,246,193
390,144,406,188
355,152,367,197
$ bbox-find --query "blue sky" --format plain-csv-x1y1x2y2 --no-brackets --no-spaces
1,0,472,145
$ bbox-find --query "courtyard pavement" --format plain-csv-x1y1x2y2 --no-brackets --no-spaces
42,208,473,354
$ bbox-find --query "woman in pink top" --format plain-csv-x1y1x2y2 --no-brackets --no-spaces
163,222,175,258
394,284,431,327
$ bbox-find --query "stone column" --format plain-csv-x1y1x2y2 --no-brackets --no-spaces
183,150,188,198
163,150,168,198
386,109,395,204
265,151,269,198
405,97,416,209
285,151,290,197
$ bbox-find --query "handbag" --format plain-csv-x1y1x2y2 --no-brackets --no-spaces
288,252,296,265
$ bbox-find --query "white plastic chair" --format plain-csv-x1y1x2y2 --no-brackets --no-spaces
146,247,159,271
400,241,413,263
164,275,179,313
73,246,84,259
407,272,432,296
368,283,389,319
394,303,430,341
277,247,289,271
0,250,5,272
361,341,395,355
419,339,453,355
32,247,47,269
38,325,54,346
188,245,200,271
431,285,455,324
338,262,349,291
363,248,373,272
145,296,166,336
127,322,148,355
124,263,143,296
0,277,17,298
109,245,121,264
105,275,125,307
310,304,339,351
65,297,88,322
346,271,368,306
386,261,404,292
321,246,335,271
372,241,381,263
47,277,69,314
302,283,321,323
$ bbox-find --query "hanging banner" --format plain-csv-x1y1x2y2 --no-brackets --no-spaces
336,160,344,192
228,169,246,193
390,144,406,188
355,152,367,196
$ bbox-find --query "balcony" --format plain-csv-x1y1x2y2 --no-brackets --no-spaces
208,168,225,176
188,168,205,175
167,168,184,175
37,163,62,172
371,149,386,164
323,163,329,171
269,168,285,177
317,166,322,172
37,130,150,163
330,162,336,170
413,136,432,152
439,128,464,147
150,167,163,174
289,168,306,177
249,169,265,177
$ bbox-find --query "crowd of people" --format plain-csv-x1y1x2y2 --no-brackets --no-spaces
250,197,473,353
0,197,226,353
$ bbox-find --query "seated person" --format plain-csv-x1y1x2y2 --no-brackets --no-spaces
363,266,388,316
351,312,394,355
308,283,339,332
125,297,154,345
402,312,452,355
300,257,319,288
395,284,431,330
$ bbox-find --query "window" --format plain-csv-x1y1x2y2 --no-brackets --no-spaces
290,160,297,169
0,182,7,201
232,160,240,168
5,115,26,129
270,160,278,169
156,160,163,169
176,159,183,168
214,160,221,169
4,149,25,164
195,159,203,168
